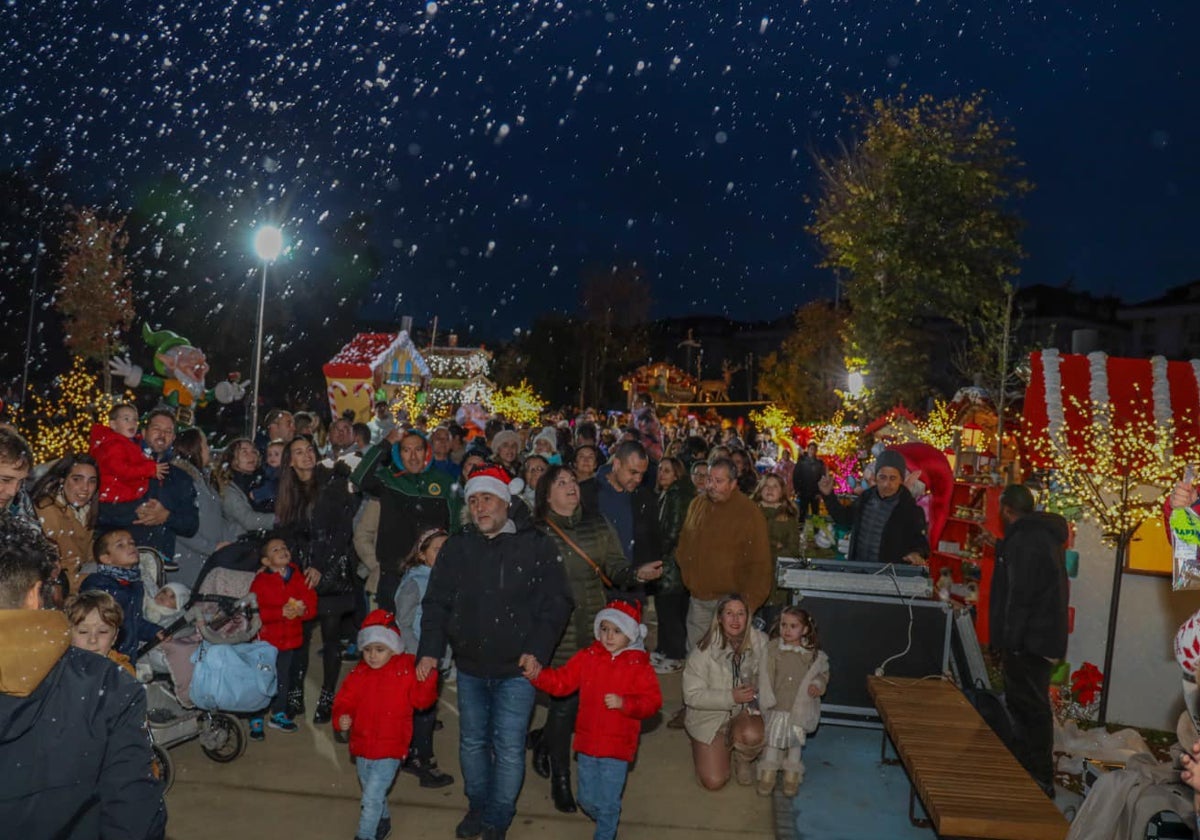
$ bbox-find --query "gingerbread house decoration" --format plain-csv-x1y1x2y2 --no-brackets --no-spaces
323,332,430,422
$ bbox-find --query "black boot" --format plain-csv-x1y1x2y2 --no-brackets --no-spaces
286,687,305,719
404,753,455,788
532,738,551,779
550,769,576,814
313,688,334,725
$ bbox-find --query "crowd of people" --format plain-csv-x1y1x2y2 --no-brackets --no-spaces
0,390,1096,840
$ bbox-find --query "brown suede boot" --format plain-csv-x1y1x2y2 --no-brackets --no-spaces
781,767,804,797
732,750,755,786
756,768,777,797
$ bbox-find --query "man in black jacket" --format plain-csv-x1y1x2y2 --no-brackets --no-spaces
987,484,1069,797
579,440,663,596
417,466,573,840
793,442,827,521
97,408,199,575
0,515,166,839
818,449,928,566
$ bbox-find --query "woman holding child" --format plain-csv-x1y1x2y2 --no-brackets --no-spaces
682,593,769,791
531,464,641,813
276,435,360,725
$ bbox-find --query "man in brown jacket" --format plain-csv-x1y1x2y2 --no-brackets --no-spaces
676,457,773,648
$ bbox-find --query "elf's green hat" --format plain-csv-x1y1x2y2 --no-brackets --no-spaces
142,323,193,376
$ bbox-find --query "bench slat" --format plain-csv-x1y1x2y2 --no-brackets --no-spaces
868,675,1067,840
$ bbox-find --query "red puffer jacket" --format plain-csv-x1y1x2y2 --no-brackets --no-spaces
250,565,316,651
533,641,662,761
332,653,439,760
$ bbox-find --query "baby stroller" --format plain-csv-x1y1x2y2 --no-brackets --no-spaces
139,538,268,791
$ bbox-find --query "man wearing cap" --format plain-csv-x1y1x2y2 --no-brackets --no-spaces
351,427,461,613
817,448,929,566
985,484,1069,798
416,465,573,840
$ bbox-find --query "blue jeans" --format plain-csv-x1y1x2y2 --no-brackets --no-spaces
355,757,401,839
456,672,536,830
576,754,629,840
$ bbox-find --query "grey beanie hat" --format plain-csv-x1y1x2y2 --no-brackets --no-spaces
874,449,908,477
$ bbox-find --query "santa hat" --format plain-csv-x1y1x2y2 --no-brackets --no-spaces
1176,611,1200,675
594,599,647,644
357,609,403,655
464,464,522,503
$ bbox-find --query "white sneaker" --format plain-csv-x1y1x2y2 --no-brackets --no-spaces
653,658,683,675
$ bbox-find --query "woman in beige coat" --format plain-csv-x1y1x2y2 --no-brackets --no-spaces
31,453,99,595
682,592,770,789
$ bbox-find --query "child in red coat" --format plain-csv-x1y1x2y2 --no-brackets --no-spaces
248,536,316,739
89,403,168,503
334,610,439,840
531,600,662,840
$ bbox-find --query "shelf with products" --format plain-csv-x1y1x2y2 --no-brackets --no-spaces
931,483,1002,645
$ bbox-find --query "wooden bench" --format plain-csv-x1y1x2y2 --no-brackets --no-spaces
867,675,1068,840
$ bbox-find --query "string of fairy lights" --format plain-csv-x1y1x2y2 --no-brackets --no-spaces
17,356,131,463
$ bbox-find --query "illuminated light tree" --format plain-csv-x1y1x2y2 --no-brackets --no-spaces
55,207,135,394
17,356,129,463
749,404,799,456
915,399,957,450
1025,393,1196,722
488,379,546,426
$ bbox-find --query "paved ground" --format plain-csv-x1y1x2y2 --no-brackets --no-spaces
163,665,777,840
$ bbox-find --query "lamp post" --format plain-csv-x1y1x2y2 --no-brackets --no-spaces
250,225,283,438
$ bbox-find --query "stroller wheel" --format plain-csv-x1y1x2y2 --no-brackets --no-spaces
200,713,247,763
151,743,175,793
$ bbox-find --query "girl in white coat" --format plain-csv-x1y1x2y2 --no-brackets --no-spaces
756,606,829,797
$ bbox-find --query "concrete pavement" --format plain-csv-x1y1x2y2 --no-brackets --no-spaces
163,667,778,840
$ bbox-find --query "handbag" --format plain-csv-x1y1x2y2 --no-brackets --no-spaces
189,640,278,712
545,518,614,589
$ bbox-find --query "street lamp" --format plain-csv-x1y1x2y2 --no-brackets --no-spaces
249,225,283,437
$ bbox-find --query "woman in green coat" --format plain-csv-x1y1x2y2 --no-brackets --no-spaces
752,472,800,627
530,465,642,813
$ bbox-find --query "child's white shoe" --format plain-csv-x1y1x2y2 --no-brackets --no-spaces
756,768,777,797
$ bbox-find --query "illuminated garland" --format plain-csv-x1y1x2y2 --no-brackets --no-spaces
749,404,798,455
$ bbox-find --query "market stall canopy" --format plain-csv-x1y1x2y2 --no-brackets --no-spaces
1022,348,1200,469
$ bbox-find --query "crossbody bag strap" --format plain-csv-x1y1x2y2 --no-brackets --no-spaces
544,518,614,590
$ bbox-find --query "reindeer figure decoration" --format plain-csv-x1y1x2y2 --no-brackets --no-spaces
696,361,741,402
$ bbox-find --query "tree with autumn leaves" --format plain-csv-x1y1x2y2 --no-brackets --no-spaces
807,91,1031,413
55,207,135,393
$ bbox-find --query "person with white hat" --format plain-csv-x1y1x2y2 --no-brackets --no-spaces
416,465,573,840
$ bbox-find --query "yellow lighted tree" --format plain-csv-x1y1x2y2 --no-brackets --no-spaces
488,379,546,426
18,357,130,463
749,404,799,452
915,400,956,450
1026,394,1195,722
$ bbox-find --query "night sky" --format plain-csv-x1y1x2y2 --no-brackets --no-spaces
2,1,1195,333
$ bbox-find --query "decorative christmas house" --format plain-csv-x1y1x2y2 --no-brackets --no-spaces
423,336,495,409
323,332,430,422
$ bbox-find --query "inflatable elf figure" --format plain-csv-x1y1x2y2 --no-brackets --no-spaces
110,323,248,425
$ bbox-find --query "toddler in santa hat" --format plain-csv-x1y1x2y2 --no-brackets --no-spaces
530,599,663,840
333,609,439,840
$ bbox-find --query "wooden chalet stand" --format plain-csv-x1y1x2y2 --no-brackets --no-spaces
931,481,1001,646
